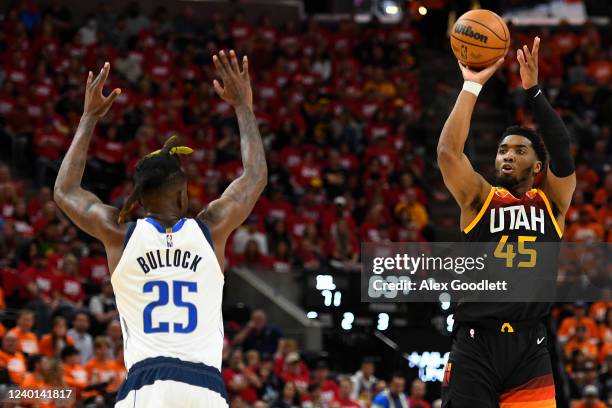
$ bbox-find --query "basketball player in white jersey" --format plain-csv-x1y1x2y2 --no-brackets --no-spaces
54,50,266,407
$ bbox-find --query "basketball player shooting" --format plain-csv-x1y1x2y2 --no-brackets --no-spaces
53,50,266,407
437,37,576,407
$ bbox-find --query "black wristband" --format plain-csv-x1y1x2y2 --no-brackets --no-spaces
525,85,541,98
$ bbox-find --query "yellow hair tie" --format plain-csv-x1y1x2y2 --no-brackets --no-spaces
169,146,193,155
145,146,194,158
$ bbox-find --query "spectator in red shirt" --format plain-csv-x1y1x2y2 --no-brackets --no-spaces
279,352,310,393
223,349,261,404
21,248,60,335
33,120,65,186
312,361,339,403
229,10,252,45
408,379,431,408
89,125,125,185
31,201,66,236
234,240,274,270
79,241,109,293
56,253,85,313
334,377,361,408
270,241,293,274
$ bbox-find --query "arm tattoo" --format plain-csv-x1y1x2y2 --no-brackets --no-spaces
224,105,268,207
54,114,115,238
55,114,97,195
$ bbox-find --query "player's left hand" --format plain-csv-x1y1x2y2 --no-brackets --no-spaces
212,50,253,111
84,62,121,118
517,36,539,89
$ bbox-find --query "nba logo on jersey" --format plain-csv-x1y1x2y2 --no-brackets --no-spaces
166,233,173,248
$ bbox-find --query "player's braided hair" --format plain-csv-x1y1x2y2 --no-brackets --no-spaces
499,126,548,170
117,135,193,224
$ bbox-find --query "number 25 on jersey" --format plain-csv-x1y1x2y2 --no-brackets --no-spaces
143,280,198,334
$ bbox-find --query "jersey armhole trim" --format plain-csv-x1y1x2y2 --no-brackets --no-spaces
123,222,137,249
536,189,563,238
463,187,495,234
195,219,215,250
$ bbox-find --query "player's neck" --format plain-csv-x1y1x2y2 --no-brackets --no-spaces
145,210,184,228
500,179,534,198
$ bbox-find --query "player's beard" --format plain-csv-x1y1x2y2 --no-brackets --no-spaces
495,166,533,191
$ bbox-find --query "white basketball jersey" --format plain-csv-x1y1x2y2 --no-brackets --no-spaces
111,218,224,372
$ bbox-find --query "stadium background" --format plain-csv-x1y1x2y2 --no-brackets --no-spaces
0,0,610,407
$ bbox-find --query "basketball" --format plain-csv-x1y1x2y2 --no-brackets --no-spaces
450,9,510,69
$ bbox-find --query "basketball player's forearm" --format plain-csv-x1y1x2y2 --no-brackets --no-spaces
437,91,478,156
234,105,268,195
55,114,98,194
526,85,574,177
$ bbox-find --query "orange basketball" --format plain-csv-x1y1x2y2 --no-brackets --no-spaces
450,9,510,69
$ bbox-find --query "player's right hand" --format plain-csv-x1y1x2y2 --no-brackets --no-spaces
83,62,121,118
458,57,505,85
212,50,253,111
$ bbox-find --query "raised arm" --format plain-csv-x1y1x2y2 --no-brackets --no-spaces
437,59,503,227
54,63,124,249
517,37,576,218
198,51,267,266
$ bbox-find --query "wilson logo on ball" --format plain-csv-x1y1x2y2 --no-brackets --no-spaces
454,24,489,44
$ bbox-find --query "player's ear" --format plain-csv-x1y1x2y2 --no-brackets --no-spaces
533,160,542,174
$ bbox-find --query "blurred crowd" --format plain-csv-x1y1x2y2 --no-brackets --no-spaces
554,302,612,408
0,0,610,407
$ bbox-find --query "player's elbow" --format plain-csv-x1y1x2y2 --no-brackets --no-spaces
53,185,66,206
436,145,458,167
251,170,268,196
257,173,268,193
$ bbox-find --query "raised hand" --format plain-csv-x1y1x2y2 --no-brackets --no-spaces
212,50,253,111
517,36,539,89
84,62,121,118
458,57,505,85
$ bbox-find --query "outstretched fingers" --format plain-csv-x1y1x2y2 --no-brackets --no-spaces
241,55,249,79
522,44,533,65
106,88,121,103
91,62,110,90
532,36,540,62
213,54,230,81
219,50,236,79
229,50,241,75
517,49,526,66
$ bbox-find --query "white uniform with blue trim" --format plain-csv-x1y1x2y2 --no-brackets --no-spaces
112,217,228,408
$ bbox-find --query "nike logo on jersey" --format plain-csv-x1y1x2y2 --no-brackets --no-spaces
136,249,203,274
490,206,545,234
537,337,545,345
534,89,542,98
